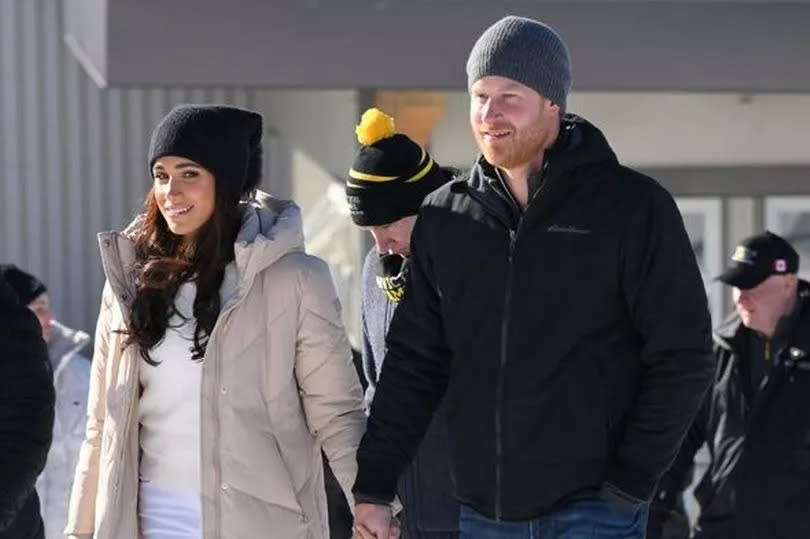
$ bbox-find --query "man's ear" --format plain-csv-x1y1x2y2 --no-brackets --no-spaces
542,99,562,122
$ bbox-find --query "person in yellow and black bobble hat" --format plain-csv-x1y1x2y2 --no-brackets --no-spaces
346,108,459,539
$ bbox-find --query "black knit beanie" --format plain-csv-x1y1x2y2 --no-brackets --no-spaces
467,16,572,112
148,105,263,202
0,264,47,305
345,108,450,227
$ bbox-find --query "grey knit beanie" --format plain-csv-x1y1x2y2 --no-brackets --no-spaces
466,16,572,112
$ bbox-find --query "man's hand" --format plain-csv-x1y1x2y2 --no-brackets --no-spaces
353,503,400,539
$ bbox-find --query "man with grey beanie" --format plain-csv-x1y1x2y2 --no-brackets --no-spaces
353,15,714,539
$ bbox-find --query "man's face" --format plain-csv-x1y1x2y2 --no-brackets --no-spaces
27,293,53,343
732,274,797,336
469,76,560,170
366,215,418,256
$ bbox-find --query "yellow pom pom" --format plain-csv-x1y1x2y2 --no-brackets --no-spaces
355,108,396,146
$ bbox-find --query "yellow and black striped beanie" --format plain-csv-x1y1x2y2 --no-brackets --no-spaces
346,108,449,227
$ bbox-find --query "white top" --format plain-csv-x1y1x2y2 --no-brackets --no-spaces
139,481,202,539
138,280,202,493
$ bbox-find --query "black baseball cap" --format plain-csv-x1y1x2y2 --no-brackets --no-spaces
715,231,799,290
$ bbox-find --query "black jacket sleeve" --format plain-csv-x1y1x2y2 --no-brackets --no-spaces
353,211,452,503
655,379,711,506
646,389,711,539
607,185,715,504
0,297,55,532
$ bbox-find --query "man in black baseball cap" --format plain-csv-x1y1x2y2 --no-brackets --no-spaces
649,230,810,539
716,231,801,341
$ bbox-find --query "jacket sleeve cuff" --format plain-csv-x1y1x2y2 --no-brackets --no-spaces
353,493,404,517
354,493,395,506
352,458,399,506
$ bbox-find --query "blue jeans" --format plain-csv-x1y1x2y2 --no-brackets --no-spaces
459,495,649,539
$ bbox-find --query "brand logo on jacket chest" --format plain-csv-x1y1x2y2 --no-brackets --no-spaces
547,224,592,235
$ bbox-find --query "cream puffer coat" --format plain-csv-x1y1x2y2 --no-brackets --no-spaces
65,193,365,538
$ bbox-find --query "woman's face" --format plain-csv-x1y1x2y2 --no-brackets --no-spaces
152,156,216,238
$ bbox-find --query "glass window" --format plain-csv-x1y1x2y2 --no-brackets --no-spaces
765,196,810,282
675,198,724,325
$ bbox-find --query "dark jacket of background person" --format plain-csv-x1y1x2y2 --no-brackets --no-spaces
650,280,810,539
0,277,55,539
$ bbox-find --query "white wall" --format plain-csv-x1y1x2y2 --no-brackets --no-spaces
253,90,366,345
432,91,810,168
253,90,358,214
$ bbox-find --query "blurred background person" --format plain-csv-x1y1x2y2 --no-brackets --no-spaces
0,272,55,539
0,264,91,539
649,232,810,539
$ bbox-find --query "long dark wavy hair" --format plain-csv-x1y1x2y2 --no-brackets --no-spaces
123,185,243,365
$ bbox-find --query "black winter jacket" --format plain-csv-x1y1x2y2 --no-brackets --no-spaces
353,116,715,520
0,278,54,539
652,281,810,539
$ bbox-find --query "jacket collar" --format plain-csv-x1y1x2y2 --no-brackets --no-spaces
470,115,617,186
465,114,618,227
97,191,305,316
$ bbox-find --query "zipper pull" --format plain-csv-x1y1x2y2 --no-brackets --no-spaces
765,340,771,362
508,230,517,261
